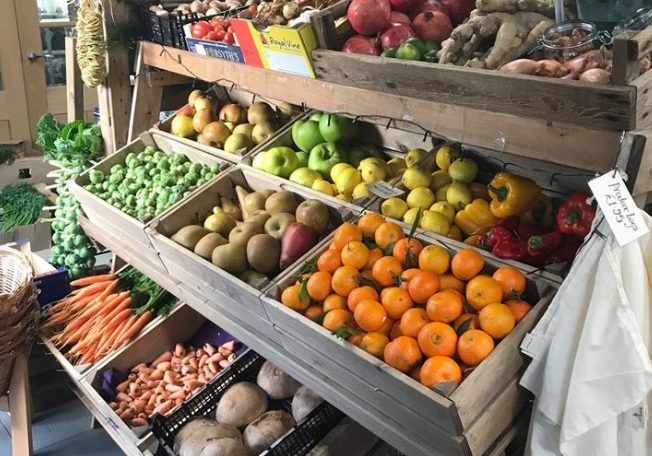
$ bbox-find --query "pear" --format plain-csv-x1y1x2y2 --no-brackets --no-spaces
402,167,431,190
194,232,227,260
264,191,298,215
246,234,280,274
171,225,210,250
220,195,242,221
243,192,268,217
203,207,236,237
212,243,248,275
235,186,251,216
247,102,276,125
259,189,275,199
229,222,262,246
245,210,271,232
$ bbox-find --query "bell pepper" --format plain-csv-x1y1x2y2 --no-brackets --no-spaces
527,230,562,260
517,220,545,241
519,194,554,228
487,172,541,218
486,226,527,260
453,199,499,236
496,215,520,233
556,192,594,238
545,236,582,264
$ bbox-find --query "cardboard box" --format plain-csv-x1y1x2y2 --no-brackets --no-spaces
0,219,51,252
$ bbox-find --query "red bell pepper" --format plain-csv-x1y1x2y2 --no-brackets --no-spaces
517,220,546,241
496,216,520,233
526,230,562,263
545,237,582,264
486,226,527,260
556,193,595,237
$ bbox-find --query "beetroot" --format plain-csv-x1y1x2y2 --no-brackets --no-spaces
341,34,380,55
389,11,411,25
412,10,452,44
347,0,391,36
389,0,423,13
380,24,416,50
412,0,449,19
440,0,474,25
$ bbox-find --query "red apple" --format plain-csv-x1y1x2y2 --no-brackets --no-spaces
412,10,453,44
341,34,380,55
347,0,391,35
176,105,196,117
389,0,423,13
389,11,411,25
440,0,475,25
380,24,416,50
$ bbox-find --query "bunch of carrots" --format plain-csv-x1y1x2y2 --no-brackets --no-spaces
44,267,176,366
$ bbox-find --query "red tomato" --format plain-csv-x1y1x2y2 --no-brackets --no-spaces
215,30,226,41
191,20,212,39
227,25,234,33
248,5,257,13
209,16,222,26
204,30,219,41
212,23,225,33
223,32,235,45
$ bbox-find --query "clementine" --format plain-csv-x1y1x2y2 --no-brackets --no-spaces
347,286,380,312
466,275,503,311
354,299,388,332
322,308,354,333
426,290,464,323
420,356,462,387
380,287,414,319
281,283,310,311
399,308,429,338
332,223,363,250
418,245,450,275
492,267,526,297
417,322,458,357
306,271,332,301
331,266,360,297
505,298,532,323
384,336,423,373
360,332,390,358
341,241,370,270
439,274,465,293
323,294,347,313
357,212,385,239
407,270,440,304
451,248,485,280
372,256,403,287
374,222,405,249
479,303,516,339
317,249,342,273
393,237,424,268
457,329,495,366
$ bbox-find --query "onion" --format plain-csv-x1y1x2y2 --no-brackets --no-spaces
500,59,539,75
580,68,610,84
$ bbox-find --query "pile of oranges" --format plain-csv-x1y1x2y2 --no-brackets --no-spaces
280,212,533,390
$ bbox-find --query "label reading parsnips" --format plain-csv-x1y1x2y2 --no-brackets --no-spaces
588,172,649,246
367,181,405,199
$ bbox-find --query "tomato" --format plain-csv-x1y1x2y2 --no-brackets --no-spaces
191,20,212,39
227,25,234,33
204,30,219,41
223,32,235,45
248,5,257,13
209,16,222,26
212,23,225,33
215,30,226,42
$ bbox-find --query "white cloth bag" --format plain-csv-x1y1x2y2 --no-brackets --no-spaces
522,210,652,456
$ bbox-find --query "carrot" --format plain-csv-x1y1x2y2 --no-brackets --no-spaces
97,295,132,326
66,291,102,315
96,292,129,318
105,308,134,334
72,281,114,299
70,274,116,287
95,279,119,303
96,317,130,356
110,312,152,352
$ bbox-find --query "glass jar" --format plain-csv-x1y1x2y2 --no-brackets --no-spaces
539,22,601,62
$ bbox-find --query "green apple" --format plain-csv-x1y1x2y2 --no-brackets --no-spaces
448,158,479,183
309,112,323,122
261,147,300,178
289,167,321,187
348,144,383,167
319,114,358,143
252,151,267,170
291,119,324,153
296,151,309,167
308,143,348,179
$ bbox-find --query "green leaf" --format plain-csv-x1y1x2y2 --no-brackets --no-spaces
298,278,310,306
359,276,380,293
363,239,378,250
333,326,361,339
455,317,473,336
300,261,318,275
384,241,396,256
409,209,421,239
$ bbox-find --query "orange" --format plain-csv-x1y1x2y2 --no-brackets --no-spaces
357,212,385,238
374,222,405,249
399,308,429,338
418,245,450,275
354,299,388,332
322,309,354,333
360,269,375,283
492,267,526,297
306,271,332,301
332,223,363,250
479,303,516,339
417,322,457,357
420,356,462,388
360,332,390,358
451,248,485,280
457,329,495,366
407,270,440,304
323,294,347,313
348,331,365,347
378,317,394,336
426,290,464,323
341,241,370,269
364,248,383,270
453,313,480,334
409,363,423,383
389,320,403,340
304,305,324,321
317,249,342,273
347,286,379,312
399,268,420,292
380,287,414,319
372,256,403,287
439,274,465,293
331,266,359,297
393,238,424,268
384,336,423,373
281,284,310,311
466,275,503,311
505,298,532,323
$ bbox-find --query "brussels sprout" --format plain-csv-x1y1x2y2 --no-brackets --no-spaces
89,169,104,184
209,164,220,174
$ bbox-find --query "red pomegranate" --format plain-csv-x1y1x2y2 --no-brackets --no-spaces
380,24,416,50
411,10,452,44
389,0,424,13
440,0,474,25
411,0,449,19
389,11,411,25
347,0,391,36
341,34,380,55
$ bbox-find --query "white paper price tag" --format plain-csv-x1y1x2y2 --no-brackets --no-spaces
588,172,649,246
367,181,404,199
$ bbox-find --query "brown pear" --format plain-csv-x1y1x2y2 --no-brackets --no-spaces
243,192,267,216
220,196,242,221
192,109,215,133
264,191,298,215
246,234,280,274
245,210,271,232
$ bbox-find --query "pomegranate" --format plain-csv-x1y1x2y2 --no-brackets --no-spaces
389,11,411,25
440,0,474,25
347,0,391,36
411,10,452,44
380,24,416,50
341,34,380,55
412,0,449,19
389,0,423,13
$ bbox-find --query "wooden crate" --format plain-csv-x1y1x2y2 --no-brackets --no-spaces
310,2,652,132
263,226,554,456
146,165,361,343
154,85,300,163
69,131,228,268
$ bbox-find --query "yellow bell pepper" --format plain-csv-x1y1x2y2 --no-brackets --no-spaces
487,172,541,218
519,194,554,228
454,199,499,236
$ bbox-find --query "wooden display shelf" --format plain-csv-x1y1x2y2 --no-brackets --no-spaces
140,42,625,173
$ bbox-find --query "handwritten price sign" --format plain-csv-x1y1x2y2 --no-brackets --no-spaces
589,172,649,246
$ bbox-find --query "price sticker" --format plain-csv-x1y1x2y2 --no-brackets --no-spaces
367,181,405,199
589,172,648,246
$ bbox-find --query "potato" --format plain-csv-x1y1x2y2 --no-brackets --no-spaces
175,420,241,456
216,382,268,427
291,386,323,422
199,437,247,456
256,361,301,399
243,410,295,455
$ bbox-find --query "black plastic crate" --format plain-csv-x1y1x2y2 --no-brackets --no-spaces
151,350,344,455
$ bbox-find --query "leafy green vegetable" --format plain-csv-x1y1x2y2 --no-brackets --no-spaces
36,113,103,166
0,148,17,166
0,183,47,232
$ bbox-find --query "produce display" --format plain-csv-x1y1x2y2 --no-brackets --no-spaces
150,0,255,17
170,89,295,153
36,114,103,278
187,15,241,44
169,186,331,282
254,112,426,201
279,213,534,389
82,146,220,222
252,0,342,27
44,268,176,365
0,183,47,233
173,359,323,455
102,339,241,427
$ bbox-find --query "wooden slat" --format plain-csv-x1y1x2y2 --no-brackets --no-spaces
9,351,33,456
0,120,10,141
613,31,641,85
128,43,163,142
634,69,652,130
65,37,83,122
140,42,624,172
146,71,193,87
310,0,351,50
